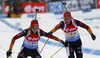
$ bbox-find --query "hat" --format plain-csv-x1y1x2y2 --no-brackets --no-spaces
63,11,71,17
31,20,39,27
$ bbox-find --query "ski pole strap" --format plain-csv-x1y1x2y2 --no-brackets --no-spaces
50,46,64,58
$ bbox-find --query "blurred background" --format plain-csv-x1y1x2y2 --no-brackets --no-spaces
0,0,99,18
0,0,100,58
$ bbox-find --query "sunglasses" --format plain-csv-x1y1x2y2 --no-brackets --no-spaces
32,27,39,30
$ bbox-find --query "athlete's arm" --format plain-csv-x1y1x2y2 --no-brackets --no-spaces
40,29,62,42
9,38,15,50
75,20,93,34
50,21,64,33
75,19,96,40
9,30,27,50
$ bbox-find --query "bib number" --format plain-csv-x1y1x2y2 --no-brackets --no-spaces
24,39,38,47
66,31,77,39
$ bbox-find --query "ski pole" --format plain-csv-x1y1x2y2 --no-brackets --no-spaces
50,46,64,58
61,0,67,11
40,38,49,53
35,9,39,20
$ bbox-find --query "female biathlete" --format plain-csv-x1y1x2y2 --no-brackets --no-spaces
6,20,68,58
49,11,96,58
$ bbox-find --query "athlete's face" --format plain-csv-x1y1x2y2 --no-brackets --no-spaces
31,26,39,33
64,17,71,25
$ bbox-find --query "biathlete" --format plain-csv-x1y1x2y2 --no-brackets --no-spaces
48,11,96,58
6,20,68,58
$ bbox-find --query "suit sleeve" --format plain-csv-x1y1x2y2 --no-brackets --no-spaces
50,21,64,33
75,20,93,34
40,29,62,42
9,29,27,50
13,30,27,40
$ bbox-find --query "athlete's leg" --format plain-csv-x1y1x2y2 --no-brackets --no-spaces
74,39,83,58
66,47,75,58
30,48,41,58
17,47,28,58
75,46,83,58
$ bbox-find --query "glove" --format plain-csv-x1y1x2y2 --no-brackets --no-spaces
91,34,96,41
6,49,12,57
48,32,52,35
61,40,69,47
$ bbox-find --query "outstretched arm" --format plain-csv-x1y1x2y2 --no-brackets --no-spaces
75,20,96,40
76,20,93,34
6,30,27,57
40,29,62,42
40,29,69,47
50,27,59,34
9,38,16,50
6,31,24,57
49,21,64,34
9,30,27,50
47,34,62,42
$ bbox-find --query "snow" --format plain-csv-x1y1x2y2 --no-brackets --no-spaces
0,8,100,58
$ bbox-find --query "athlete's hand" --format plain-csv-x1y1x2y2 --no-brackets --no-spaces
6,49,12,57
61,40,69,47
48,32,52,35
91,34,96,41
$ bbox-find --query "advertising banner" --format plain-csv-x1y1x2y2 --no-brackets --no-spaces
4,3,9,14
22,2,46,13
4,2,46,14
0,2,3,14
49,2,65,12
49,1,79,12
77,0,97,10
97,0,100,8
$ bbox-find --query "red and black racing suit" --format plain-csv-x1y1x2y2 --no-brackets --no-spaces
50,19,93,58
12,28,62,58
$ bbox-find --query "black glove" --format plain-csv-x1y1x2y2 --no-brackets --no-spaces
91,34,96,41
48,32,52,35
61,40,69,47
6,49,12,57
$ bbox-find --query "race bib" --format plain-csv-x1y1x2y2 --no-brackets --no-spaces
24,39,38,47
66,31,77,39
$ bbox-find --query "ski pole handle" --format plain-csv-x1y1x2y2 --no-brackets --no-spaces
36,9,39,12
61,1,67,5
61,1,67,11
